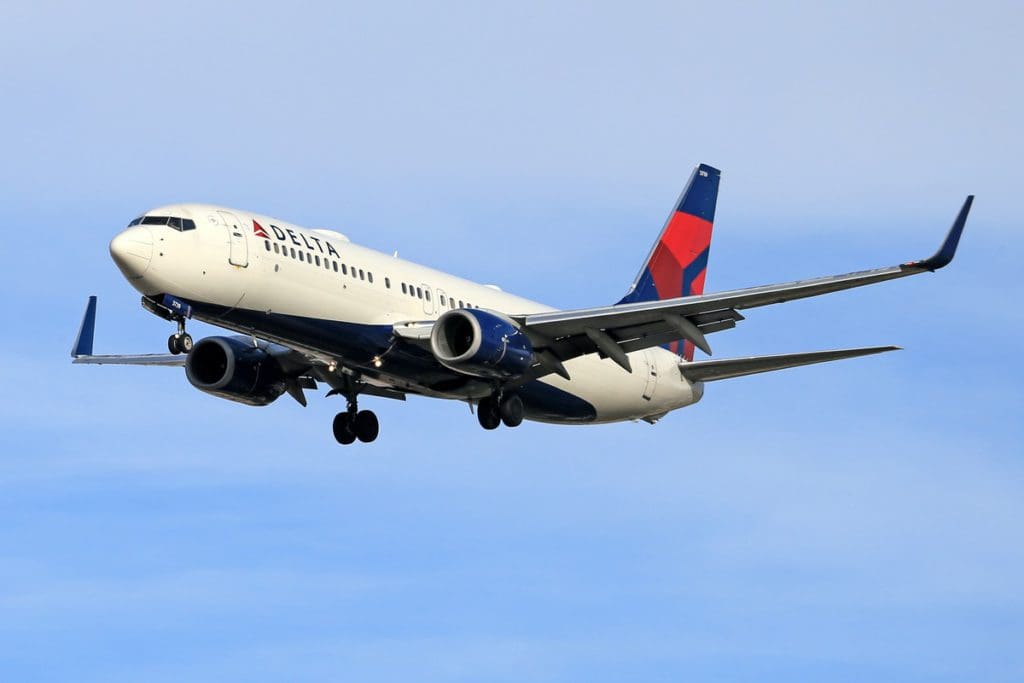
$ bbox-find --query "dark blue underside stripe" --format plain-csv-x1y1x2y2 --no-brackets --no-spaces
185,299,597,422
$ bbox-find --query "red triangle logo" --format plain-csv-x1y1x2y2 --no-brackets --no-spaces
253,220,269,238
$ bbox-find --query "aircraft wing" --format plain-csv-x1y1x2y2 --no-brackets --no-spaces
71,296,185,366
513,196,972,376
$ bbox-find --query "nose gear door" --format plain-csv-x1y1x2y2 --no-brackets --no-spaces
218,210,249,267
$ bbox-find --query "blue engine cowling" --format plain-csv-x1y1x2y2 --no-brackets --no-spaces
185,336,288,406
430,308,534,379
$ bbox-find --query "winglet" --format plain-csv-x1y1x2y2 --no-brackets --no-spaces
910,195,974,271
72,295,98,357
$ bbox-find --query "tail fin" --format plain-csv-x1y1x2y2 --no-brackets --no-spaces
617,163,721,360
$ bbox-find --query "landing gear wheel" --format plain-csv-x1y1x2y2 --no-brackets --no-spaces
477,397,501,430
167,333,193,355
499,394,524,428
167,330,193,354
353,410,379,443
332,412,357,445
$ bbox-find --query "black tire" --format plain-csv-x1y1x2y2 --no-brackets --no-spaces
332,412,356,445
354,410,379,443
179,333,193,353
499,394,524,428
477,397,501,430
167,334,180,355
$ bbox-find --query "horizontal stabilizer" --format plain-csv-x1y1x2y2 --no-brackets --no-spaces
679,346,899,382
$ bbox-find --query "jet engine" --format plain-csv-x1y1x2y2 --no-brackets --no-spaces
430,309,534,379
185,336,288,406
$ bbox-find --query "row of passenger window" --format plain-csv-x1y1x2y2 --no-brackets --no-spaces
399,281,474,309
128,215,197,231
264,239,478,310
265,239,375,282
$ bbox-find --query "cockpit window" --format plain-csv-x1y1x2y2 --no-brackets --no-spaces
138,215,196,231
128,216,143,226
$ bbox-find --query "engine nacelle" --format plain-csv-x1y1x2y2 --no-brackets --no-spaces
430,308,534,379
185,336,288,406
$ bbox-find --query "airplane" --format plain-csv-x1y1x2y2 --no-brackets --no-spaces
71,164,973,445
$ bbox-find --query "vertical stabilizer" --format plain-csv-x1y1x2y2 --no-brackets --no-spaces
618,163,721,359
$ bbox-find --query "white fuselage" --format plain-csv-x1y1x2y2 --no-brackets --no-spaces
111,203,703,423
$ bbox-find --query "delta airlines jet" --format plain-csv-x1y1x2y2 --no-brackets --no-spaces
71,165,973,445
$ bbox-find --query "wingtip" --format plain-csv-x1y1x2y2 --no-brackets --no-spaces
911,195,974,271
71,295,98,358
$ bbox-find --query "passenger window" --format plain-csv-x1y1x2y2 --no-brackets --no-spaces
290,247,296,258
459,300,464,308
342,263,348,274
273,243,280,254
368,272,373,283
385,277,391,289
265,240,271,251
425,290,431,301
315,255,321,266
440,294,446,306
298,251,305,262
401,283,407,294
333,261,338,272
416,287,422,299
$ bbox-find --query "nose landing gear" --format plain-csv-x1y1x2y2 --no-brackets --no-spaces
167,317,193,355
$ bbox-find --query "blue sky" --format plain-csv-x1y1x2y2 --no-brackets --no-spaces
1,1,1023,681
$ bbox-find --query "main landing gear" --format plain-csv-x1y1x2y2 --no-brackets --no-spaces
167,317,193,355
477,393,524,430
332,397,379,445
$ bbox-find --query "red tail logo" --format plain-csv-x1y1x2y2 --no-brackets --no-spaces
253,220,269,238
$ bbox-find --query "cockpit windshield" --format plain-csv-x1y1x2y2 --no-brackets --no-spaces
128,215,196,231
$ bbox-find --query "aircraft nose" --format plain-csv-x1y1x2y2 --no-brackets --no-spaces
109,226,153,280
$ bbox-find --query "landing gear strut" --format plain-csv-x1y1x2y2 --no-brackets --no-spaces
332,395,379,445
167,317,193,355
478,393,524,430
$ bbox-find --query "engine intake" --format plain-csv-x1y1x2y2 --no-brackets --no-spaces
430,309,533,379
185,336,288,406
